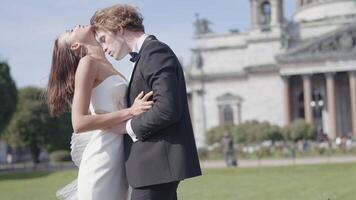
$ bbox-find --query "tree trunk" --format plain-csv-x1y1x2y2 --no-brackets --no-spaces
30,143,41,164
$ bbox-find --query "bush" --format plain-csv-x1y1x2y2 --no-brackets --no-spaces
206,124,238,145
50,150,71,162
256,147,273,158
206,121,284,146
197,147,209,160
282,119,315,141
235,120,284,143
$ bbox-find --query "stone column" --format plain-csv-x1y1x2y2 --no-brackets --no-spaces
326,73,337,139
191,89,205,148
348,71,356,138
282,76,291,125
271,0,284,25
302,75,314,124
250,0,257,27
295,0,303,8
278,0,284,23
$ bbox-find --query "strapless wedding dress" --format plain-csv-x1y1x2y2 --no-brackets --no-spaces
56,74,130,200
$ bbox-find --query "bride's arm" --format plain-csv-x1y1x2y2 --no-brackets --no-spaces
71,57,152,134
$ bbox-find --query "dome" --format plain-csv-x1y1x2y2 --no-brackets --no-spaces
293,0,356,23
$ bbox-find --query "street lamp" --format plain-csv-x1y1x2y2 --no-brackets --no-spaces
310,92,324,141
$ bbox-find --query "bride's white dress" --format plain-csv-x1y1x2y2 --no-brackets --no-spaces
56,74,130,200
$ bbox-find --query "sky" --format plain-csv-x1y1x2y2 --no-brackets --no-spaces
0,0,295,88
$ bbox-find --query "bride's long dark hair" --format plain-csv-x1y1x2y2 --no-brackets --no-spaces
46,39,85,117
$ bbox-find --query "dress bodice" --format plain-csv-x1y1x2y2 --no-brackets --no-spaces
89,74,128,115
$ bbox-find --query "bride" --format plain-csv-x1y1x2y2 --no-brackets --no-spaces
46,25,153,200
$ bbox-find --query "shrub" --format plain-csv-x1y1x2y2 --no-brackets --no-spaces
235,120,284,143
206,121,284,145
50,150,71,162
197,147,209,160
282,119,315,141
206,124,238,145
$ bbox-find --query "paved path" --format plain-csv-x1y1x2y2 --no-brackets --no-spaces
0,162,75,173
200,156,356,168
1,156,356,173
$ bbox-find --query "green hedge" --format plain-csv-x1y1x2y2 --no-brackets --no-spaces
50,150,71,162
206,119,315,145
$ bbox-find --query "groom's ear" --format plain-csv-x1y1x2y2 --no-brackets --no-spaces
70,42,81,53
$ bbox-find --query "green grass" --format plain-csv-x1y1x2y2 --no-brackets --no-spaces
0,163,355,200
0,170,76,200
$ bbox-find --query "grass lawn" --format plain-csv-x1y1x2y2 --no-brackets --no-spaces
0,162,355,200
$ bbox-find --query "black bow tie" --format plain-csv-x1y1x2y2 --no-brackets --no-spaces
129,52,140,63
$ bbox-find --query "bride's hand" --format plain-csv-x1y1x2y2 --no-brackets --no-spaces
129,91,154,116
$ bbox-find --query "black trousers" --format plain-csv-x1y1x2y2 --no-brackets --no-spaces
131,181,180,200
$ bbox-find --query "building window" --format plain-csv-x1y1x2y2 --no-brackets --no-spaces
217,93,243,125
221,105,234,124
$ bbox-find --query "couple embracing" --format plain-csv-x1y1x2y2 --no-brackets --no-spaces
47,4,201,200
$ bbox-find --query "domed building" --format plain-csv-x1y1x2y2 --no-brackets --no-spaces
186,0,356,147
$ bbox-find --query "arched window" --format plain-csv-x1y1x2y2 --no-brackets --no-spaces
217,93,243,125
222,105,234,124
260,1,271,25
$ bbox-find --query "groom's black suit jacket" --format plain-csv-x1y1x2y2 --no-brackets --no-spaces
124,35,202,188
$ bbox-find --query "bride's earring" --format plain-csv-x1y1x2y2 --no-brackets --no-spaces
79,46,84,58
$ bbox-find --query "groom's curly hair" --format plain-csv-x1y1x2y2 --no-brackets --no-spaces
90,4,145,33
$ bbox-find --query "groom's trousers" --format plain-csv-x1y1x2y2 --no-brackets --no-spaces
131,181,180,200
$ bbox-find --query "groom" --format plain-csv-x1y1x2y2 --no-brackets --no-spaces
90,4,201,200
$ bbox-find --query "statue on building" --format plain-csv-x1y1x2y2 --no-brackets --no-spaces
259,1,272,26
193,13,213,36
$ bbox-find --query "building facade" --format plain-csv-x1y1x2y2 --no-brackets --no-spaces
186,0,356,147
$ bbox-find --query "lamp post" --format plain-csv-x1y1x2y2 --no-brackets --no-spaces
310,92,324,141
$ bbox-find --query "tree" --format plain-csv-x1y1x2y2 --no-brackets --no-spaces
3,87,72,163
0,61,17,134
45,112,72,152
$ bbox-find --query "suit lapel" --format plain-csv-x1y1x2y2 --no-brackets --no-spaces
126,35,157,106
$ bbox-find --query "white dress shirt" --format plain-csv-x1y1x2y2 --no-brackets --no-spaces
126,34,149,142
